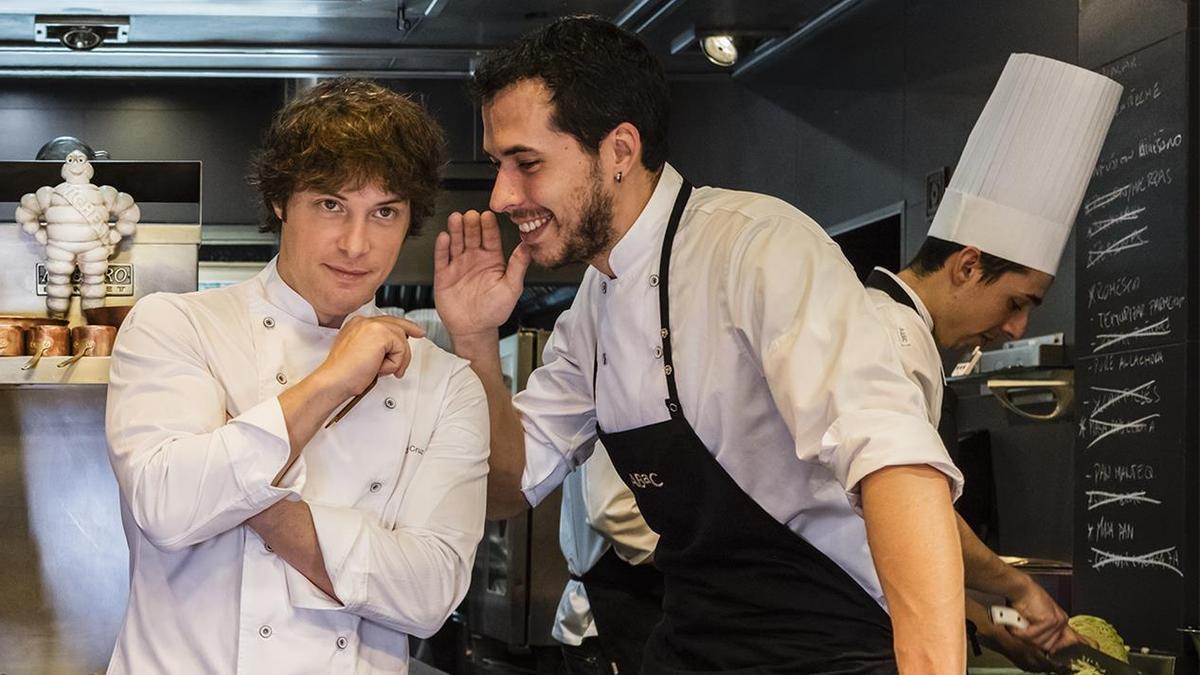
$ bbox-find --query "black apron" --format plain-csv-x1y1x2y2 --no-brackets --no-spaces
595,181,896,674
577,547,665,674
862,269,958,452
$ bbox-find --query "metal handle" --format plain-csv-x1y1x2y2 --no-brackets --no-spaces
986,377,1074,421
57,342,94,369
20,343,50,371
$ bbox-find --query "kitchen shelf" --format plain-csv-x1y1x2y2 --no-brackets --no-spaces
0,355,110,386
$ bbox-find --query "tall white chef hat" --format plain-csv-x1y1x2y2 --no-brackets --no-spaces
928,53,1122,275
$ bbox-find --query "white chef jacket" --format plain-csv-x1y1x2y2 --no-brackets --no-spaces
864,267,944,426
104,259,489,674
515,164,962,608
553,441,658,646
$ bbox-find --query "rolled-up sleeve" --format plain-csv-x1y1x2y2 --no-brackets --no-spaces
294,364,490,637
105,294,303,553
513,293,600,507
725,220,963,510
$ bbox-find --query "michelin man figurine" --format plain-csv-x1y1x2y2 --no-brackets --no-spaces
15,150,140,317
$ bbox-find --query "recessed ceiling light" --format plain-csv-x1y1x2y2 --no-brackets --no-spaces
700,35,738,67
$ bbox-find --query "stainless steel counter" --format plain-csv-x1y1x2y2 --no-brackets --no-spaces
0,377,127,673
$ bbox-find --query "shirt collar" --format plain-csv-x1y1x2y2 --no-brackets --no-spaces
606,163,684,280
257,256,378,329
872,266,935,333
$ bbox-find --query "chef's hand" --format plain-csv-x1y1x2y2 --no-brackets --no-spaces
434,210,530,340
1007,576,1076,653
313,315,427,398
976,618,1062,673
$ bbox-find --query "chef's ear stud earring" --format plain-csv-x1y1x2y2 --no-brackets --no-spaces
615,171,623,184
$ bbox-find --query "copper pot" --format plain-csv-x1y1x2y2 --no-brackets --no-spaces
83,305,134,330
0,324,24,357
58,325,118,368
22,325,70,370
0,315,68,330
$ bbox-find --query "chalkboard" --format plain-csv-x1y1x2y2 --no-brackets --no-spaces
1072,31,1190,653
1074,344,1187,649
1076,32,1189,358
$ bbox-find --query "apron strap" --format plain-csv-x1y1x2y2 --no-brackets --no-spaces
591,179,694,419
657,181,692,419
864,268,918,315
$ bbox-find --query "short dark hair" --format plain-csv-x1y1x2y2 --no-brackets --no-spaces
904,236,1030,284
250,77,447,237
469,15,670,172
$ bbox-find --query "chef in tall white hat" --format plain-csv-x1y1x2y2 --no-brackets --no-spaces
863,54,1121,669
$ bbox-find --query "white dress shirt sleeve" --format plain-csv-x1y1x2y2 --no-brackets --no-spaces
873,301,944,427
725,219,963,510
293,364,489,638
106,294,303,553
582,442,658,565
513,299,600,507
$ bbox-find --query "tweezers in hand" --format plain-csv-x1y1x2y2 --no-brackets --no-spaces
325,378,379,428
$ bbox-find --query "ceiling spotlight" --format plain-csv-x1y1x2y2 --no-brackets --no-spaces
60,26,103,51
700,34,738,67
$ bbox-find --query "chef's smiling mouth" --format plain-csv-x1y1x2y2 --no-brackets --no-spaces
512,211,553,234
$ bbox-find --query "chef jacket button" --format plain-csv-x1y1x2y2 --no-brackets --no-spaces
336,636,348,650
664,365,673,376
600,281,607,294
259,625,273,639
275,372,287,385
383,397,396,409
649,274,659,287
264,542,274,553
653,346,662,358
369,481,382,493
263,316,276,329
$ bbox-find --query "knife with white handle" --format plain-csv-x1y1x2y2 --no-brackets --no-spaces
988,606,1146,675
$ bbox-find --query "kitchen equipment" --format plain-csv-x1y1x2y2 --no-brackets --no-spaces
22,324,69,370
0,324,24,356
979,333,1069,372
58,325,116,368
83,304,134,329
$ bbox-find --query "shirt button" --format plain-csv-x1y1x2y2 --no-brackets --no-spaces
336,636,348,650
383,397,396,409
600,281,607,294
653,346,662,358
263,316,275,329
259,625,273,639
649,274,659,287
369,481,382,493
275,372,287,385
